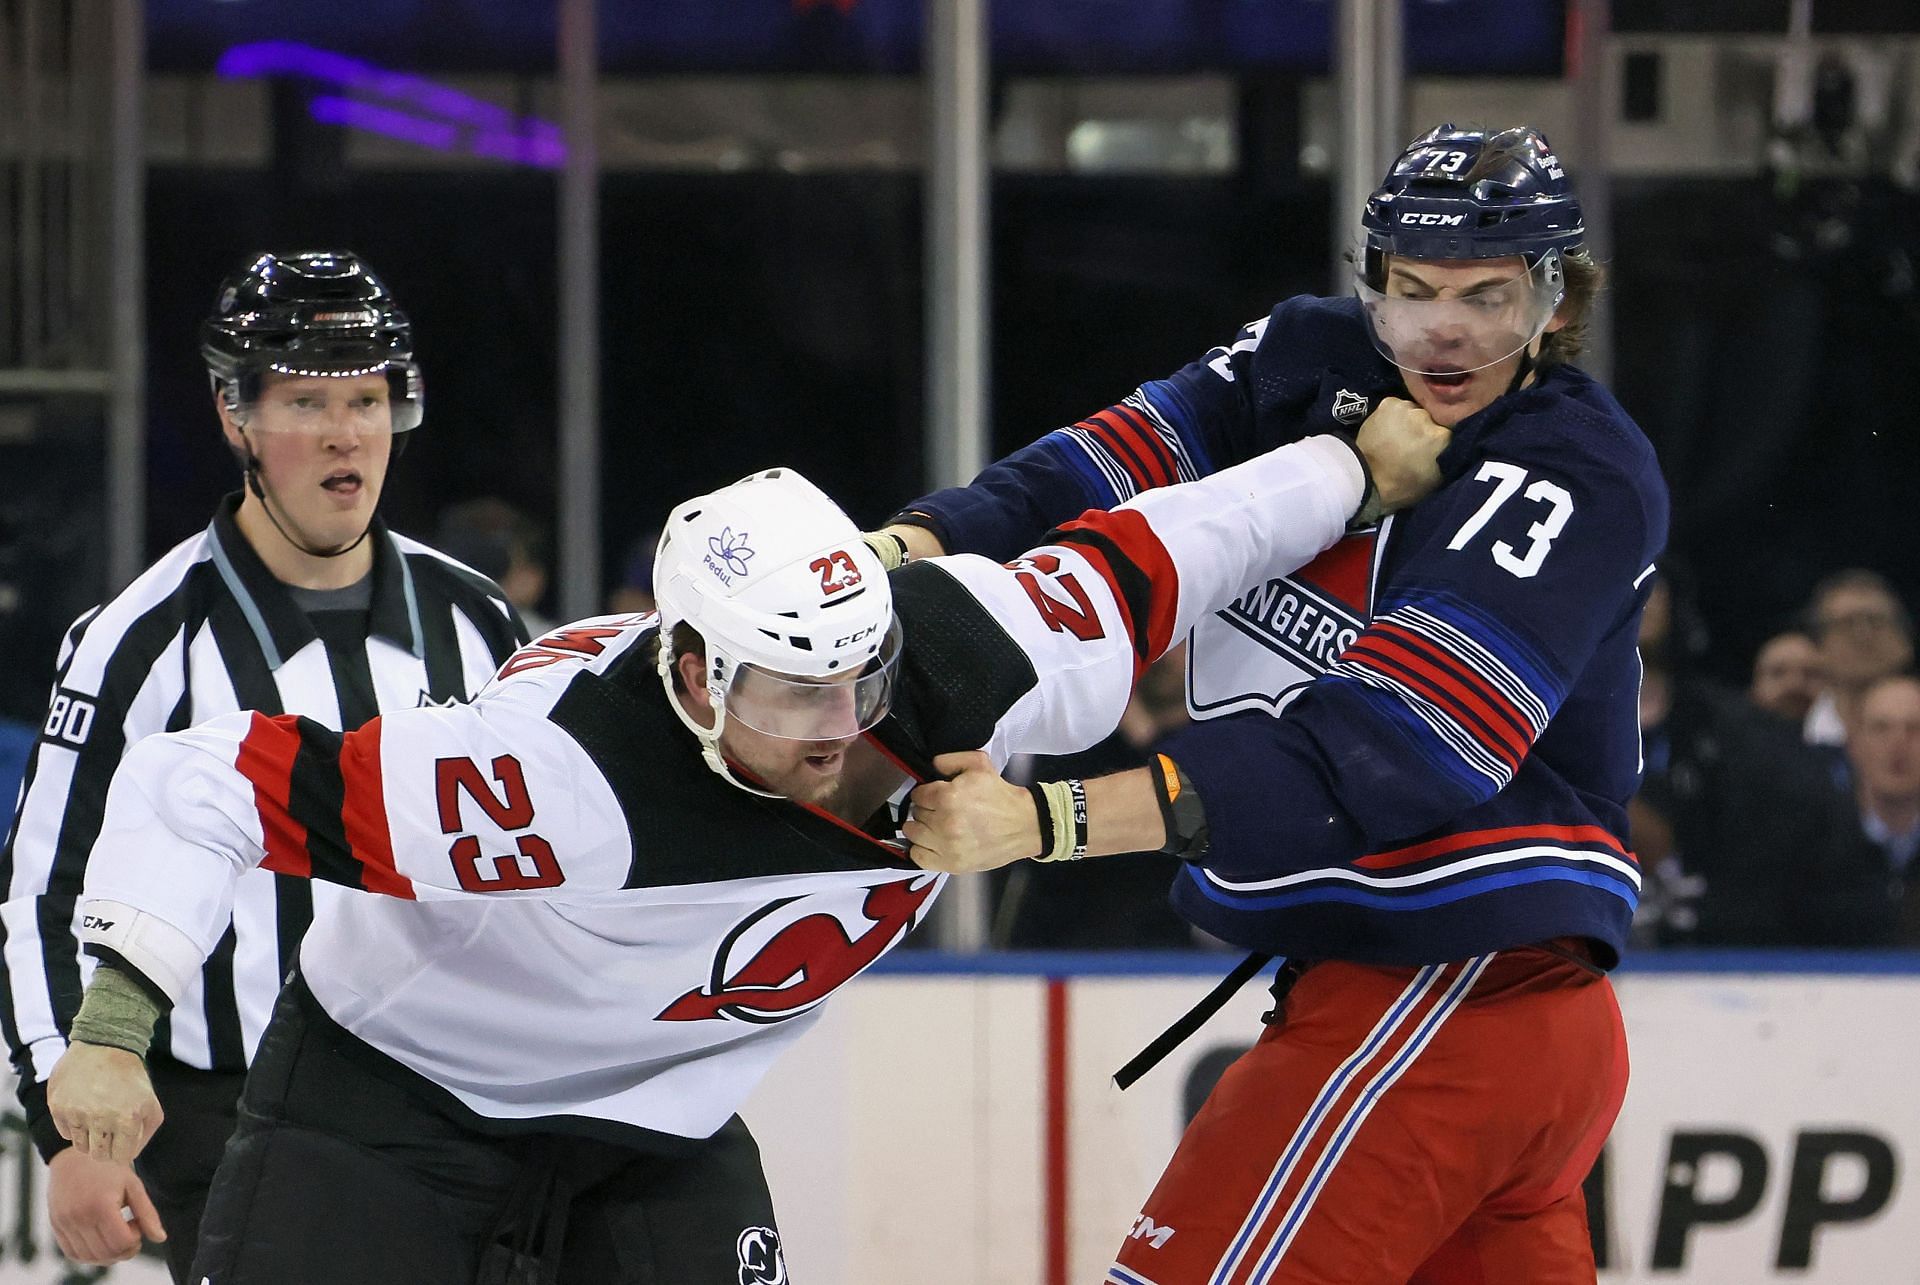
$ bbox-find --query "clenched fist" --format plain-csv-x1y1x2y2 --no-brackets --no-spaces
1355,396,1451,518
48,1042,163,1165
903,751,1041,874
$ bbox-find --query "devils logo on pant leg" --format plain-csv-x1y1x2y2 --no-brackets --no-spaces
736,1225,786,1284
657,876,938,1024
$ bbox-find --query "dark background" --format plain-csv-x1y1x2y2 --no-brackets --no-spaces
146,0,1566,76
5,1,1918,719
136,159,1919,700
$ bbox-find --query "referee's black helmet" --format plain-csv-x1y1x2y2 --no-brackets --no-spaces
201,250,424,433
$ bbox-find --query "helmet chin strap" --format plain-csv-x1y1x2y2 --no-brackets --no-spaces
1505,344,1537,397
237,426,372,561
657,640,782,799
1505,322,1559,396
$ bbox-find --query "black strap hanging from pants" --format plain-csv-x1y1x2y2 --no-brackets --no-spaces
477,1137,635,1285
1113,951,1278,1090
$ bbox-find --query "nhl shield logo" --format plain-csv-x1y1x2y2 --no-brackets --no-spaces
1331,388,1369,425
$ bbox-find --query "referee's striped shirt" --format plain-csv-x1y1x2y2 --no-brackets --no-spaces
0,494,526,1158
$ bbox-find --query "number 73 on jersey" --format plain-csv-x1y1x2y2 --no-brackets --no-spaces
1446,461,1574,580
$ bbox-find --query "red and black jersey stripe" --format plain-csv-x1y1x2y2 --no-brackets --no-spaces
234,712,414,898
1051,509,1180,676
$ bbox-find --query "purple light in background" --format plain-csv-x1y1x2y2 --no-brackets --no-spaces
307,95,461,154
470,130,569,170
218,40,565,168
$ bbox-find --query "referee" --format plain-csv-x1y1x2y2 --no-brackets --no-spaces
0,250,527,1279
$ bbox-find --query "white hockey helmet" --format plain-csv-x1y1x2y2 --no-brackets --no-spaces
653,467,900,793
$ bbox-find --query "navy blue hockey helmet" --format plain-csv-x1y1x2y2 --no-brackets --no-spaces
1356,125,1584,378
201,250,424,434
1360,124,1584,269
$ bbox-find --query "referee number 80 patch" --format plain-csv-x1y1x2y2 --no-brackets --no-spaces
43,691,97,747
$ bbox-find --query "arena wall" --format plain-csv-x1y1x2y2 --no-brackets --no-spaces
0,955,1913,1283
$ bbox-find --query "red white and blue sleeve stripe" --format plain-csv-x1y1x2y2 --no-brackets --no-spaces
1155,586,1581,883
897,380,1229,563
1330,588,1566,795
1050,389,1207,506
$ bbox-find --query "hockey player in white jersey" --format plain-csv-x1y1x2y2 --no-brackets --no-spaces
44,415,1445,1284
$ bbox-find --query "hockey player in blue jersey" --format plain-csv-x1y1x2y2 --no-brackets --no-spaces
894,125,1669,1283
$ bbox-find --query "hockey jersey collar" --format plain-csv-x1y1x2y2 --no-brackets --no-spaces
205,493,424,669
1433,361,1582,484
568,644,919,882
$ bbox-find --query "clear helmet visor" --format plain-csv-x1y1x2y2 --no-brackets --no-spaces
1355,255,1563,378
722,620,902,741
227,359,420,435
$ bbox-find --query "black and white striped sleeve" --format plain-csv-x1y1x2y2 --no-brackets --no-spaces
0,557,199,1155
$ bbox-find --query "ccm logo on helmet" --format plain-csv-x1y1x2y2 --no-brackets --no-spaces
1400,212,1466,226
833,623,880,650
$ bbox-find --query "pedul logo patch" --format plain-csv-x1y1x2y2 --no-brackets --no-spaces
736,1226,787,1284
708,527,756,578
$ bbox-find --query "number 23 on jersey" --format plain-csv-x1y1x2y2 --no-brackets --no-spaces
435,755,566,892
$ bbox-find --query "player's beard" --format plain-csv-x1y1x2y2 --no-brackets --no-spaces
723,729,850,808
774,753,845,807
810,739,910,827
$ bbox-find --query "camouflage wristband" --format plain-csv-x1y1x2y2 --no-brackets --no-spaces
68,965,161,1059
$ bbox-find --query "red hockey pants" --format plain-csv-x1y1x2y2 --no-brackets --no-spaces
1109,943,1627,1285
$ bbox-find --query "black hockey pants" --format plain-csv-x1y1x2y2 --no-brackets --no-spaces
133,1056,247,1283
190,975,788,1285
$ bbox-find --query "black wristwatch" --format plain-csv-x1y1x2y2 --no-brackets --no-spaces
1150,754,1211,862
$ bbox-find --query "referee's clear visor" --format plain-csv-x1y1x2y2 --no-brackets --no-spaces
235,366,400,434
722,622,902,741
1355,258,1561,378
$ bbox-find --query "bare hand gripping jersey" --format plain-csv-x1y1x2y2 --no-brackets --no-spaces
77,438,1363,1144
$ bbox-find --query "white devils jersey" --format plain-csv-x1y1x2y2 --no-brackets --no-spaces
77,437,1363,1142
1186,519,1392,720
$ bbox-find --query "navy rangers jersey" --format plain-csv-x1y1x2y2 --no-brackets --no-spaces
76,438,1366,1143
902,295,1670,967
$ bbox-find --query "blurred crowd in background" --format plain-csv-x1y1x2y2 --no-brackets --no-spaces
1631,568,1920,949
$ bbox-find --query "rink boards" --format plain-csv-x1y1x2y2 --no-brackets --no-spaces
0,953,1914,1283
748,953,1920,1285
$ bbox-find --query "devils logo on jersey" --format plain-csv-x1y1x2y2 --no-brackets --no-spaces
656,875,938,1024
